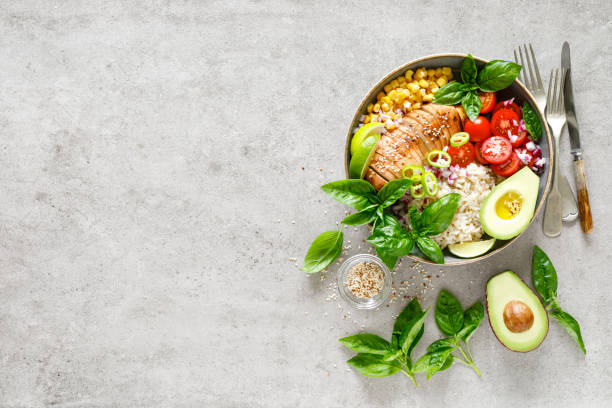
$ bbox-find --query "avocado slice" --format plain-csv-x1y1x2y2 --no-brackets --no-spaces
480,167,540,240
486,270,548,352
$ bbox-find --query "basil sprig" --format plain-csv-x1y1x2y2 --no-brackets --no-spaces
522,101,543,141
532,246,586,353
433,54,522,121
303,179,412,273
414,290,483,378
340,298,428,386
341,294,483,384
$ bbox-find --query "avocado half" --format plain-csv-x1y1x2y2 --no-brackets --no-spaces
486,270,548,352
480,167,540,240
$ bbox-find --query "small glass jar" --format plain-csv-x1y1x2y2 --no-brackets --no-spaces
337,254,392,309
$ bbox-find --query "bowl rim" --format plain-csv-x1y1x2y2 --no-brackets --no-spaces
343,53,553,266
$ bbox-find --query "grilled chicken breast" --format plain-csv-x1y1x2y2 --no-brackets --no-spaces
365,104,467,190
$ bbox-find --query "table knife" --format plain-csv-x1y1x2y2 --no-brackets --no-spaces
562,41,593,233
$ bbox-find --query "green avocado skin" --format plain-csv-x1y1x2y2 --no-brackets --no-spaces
486,270,548,352
480,167,540,240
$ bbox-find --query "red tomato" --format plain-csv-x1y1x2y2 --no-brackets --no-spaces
447,143,475,167
493,101,522,118
478,91,496,113
481,136,512,164
515,147,535,167
474,142,489,164
464,116,491,142
510,130,528,148
491,152,521,177
491,108,520,137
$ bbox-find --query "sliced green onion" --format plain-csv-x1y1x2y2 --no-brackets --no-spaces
402,165,425,182
426,150,451,168
422,172,438,196
410,183,425,199
450,132,470,147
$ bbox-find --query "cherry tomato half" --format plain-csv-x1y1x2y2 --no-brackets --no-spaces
510,130,528,148
474,142,489,164
491,152,521,177
447,143,475,167
491,108,520,137
478,91,497,113
481,136,512,164
493,101,522,118
464,116,491,143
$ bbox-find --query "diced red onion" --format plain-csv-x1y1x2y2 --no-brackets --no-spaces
525,141,536,151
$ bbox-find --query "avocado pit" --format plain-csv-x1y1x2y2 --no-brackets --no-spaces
503,300,534,333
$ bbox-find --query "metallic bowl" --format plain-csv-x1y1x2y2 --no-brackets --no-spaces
344,54,553,265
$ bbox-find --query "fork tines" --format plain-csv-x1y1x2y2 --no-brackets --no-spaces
546,68,567,115
514,43,544,92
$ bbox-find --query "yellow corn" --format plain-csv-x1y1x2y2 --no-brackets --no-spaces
384,84,392,93
412,102,422,109
373,103,381,113
418,79,429,88
390,79,399,88
381,103,390,112
386,123,396,130
382,96,392,105
442,67,452,77
405,70,414,81
426,69,436,78
415,68,426,80
388,90,397,99
423,94,434,102
435,67,443,76
436,77,448,87
430,86,439,94
398,77,406,86
367,103,373,113
363,115,371,123
408,82,420,93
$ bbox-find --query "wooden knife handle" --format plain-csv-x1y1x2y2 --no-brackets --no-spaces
573,158,593,233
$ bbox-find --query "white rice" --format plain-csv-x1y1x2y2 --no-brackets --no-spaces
393,162,498,249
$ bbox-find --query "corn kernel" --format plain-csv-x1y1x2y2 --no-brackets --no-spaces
377,92,385,101
419,88,427,96
386,123,396,130
382,96,392,105
415,68,427,80
418,79,429,88
423,94,434,102
405,70,414,81
442,67,452,77
398,77,406,86
367,103,374,113
435,67,443,76
412,102,422,109
381,103,390,112
436,77,448,87
388,90,397,99
363,115,371,123
408,83,420,92
426,69,436,78
384,84,392,93
430,86,439,94
391,79,400,88
373,103,381,113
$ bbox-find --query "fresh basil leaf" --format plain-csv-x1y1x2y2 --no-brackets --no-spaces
532,245,558,306
457,301,484,342
346,353,402,377
461,90,482,122
432,82,467,105
392,298,423,350
377,178,412,208
341,207,378,226
368,234,413,257
375,206,385,222
399,308,429,356
550,309,586,354
523,101,542,141
416,235,444,264
412,353,429,373
440,354,454,371
382,349,404,362
427,338,456,352
339,334,394,355
421,193,461,235
435,289,464,336
408,205,422,233
376,248,398,271
321,180,378,210
302,229,343,273
461,54,477,84
476,60,522,92
425,346,455,379
372,213,404,237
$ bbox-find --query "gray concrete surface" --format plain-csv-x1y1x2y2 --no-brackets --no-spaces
1,0,611,406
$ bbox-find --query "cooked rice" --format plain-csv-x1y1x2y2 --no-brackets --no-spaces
393,162,498,249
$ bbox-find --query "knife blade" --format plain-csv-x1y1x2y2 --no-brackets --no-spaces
561,41,582,157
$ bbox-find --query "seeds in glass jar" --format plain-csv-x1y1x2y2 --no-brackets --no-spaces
346,262,384,298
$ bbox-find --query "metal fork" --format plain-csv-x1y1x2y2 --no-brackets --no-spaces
542,68,567,237
514,44,578,222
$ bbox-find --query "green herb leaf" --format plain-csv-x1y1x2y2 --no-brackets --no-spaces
408,205,422,232
346,353,402,377
550,309,586,354
425,345,455,379
476,60,522,92
392,298,423,350
457,301,484,342
461,54,477,84
339,334,394,355
321,180,378,210
367,214,414,257
341,207,378,226
432,82,467,105
416,235,444,264
399,308,429,356
461,90,482,122
412,354,429,373
532,245,558,306
302,229,343,274
440,354,454,371
377,178,412,208
523,101,542,141
427,337,456,352
421,193,461,235
435,289,464,336
382,349,404,362
376,248,399,271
